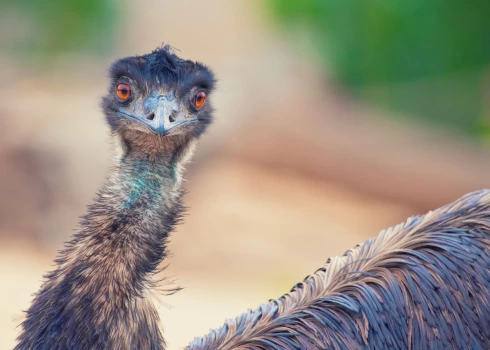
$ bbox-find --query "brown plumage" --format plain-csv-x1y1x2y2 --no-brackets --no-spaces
188,189,490,349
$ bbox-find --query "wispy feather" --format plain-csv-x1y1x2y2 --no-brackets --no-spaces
188,190,490,349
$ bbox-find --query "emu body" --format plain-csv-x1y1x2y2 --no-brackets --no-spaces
188,190,490,349
16,44,490,350
16,46,215,349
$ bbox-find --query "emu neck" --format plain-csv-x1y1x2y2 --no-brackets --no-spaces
83,153,182,277
16,134,194,350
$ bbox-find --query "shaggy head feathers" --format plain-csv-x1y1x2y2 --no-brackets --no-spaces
102,45,216,152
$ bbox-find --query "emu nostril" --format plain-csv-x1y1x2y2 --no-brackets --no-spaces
146,113,155,121
169,114,176,123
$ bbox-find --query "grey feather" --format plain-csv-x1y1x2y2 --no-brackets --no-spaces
188,190,490,350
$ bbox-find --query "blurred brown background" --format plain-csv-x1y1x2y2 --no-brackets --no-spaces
1,1,490,348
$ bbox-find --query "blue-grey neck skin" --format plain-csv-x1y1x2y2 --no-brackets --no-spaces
15,45,215,350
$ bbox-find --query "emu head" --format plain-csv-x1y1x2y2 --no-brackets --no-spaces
102,45,216,157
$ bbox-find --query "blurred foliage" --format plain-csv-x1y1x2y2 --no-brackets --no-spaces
0,0,118,59
266,0,490,138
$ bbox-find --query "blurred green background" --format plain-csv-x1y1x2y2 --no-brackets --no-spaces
267,0,490,138
2,1,490,349
2,0,117,57
3,0,490,137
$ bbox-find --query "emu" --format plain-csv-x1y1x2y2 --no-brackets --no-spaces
16,46,490,349
16,45,216,349
188,189,490,349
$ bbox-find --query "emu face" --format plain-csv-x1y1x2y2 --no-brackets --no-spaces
102,46,215,145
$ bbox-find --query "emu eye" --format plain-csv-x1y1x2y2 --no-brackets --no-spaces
116,83,131,101
194,91,206,109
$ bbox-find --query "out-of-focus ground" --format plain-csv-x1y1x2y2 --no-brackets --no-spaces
1,1,490,349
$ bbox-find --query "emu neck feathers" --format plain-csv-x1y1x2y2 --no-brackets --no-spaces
15,142,193,350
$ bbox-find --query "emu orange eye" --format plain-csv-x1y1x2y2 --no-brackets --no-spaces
194,91,206,109
116,83,131,101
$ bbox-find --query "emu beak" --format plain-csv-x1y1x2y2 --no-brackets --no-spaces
118,92,197,135
146,96,188,135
